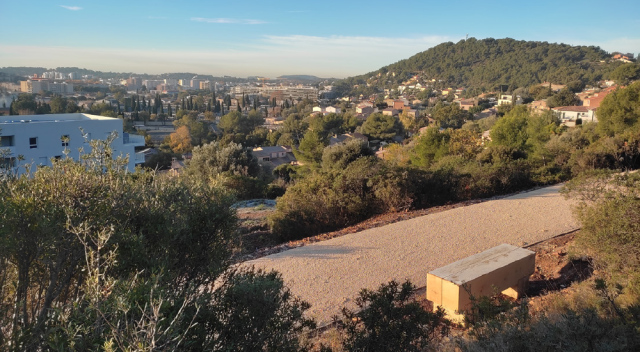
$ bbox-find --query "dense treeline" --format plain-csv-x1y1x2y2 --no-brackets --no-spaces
335,38,622,96
269,82,640,240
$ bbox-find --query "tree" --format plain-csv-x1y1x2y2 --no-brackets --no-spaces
490,105,530,150
410,127,451,167
0,139,314,351
335,280,448,352
432,103,470,129
597,82,640,135
322,139,373,170
361,113,403,140
169,125,192,153
547,88,578,108
49,96,68,113
185,141,260,179
294,130,328,165
609,63,640,85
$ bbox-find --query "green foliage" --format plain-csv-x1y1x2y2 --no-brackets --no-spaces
597,82,640,136
547,88,579,108
432,103,471,129
336,38,612,96
564,172,640,294
411,127,451,167
0,135,315,351
490,106,530,150
269,157,412,240
610,63,640,85
360,113,402,140
201,268,316,352
322,139,373,170
335,280,449,352
294,130,329,165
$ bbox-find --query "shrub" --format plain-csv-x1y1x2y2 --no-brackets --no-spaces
334,280,449,352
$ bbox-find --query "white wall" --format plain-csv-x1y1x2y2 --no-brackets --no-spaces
0,114,143,174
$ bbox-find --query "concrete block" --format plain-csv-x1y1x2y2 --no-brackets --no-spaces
426,244,535,322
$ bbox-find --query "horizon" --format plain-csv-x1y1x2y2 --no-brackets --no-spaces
1,0,639,78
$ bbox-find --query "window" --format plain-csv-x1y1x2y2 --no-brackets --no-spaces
61,135,69,147
0,135,15,147
29,137,38,149
1,157,16,168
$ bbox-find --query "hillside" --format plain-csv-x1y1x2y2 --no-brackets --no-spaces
335,37,623,96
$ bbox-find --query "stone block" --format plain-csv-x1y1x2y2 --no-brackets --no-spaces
426,244,535,322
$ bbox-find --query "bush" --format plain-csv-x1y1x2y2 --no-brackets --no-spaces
334,280,449,352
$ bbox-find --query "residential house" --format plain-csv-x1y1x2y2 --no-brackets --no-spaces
252,145,296,168
169,157,184,177
356,104,375,116
329,132,368,146
551,106,597,125
530,100,549,113
458,99,476,111
540,82,567,92
325,106,341,114
382,108,399,116
497,94,523,106
404,109,418,118
582,87,616,109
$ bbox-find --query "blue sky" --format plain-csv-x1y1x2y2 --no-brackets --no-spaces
1,0,639,78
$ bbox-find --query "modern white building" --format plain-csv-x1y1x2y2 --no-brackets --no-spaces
0,113,145,174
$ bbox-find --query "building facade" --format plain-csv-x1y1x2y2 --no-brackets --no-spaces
0,113,145,174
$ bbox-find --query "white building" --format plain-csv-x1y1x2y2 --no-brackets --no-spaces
497,94,523,106
0,113,145,174
551,106,597,124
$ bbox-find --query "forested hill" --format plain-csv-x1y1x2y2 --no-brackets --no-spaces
335,38,622,96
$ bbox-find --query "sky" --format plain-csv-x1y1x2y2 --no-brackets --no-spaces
1,0,639,78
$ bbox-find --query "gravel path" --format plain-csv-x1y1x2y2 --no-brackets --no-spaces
244,184,579,325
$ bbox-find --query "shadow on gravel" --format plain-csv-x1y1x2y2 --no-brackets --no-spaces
527,259,593,297
269,245,371,260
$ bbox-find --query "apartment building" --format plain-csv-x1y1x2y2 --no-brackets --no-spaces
0,113,145,174
20,80,74,94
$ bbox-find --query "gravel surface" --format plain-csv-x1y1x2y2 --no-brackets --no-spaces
243,184,579,326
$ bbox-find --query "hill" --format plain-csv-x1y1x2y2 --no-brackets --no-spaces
277,75,325,82
334,37,624,96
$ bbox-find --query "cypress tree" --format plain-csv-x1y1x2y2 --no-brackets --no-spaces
242,93,246,108
253,97,257,111
167,103,172,117
237,101,241,112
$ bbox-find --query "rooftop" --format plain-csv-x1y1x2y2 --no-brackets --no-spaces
0,113,117,125
552,106,593,112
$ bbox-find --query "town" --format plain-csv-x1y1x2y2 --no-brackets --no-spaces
2,15,640,350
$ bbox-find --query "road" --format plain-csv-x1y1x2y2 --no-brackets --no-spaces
244,185,579,325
